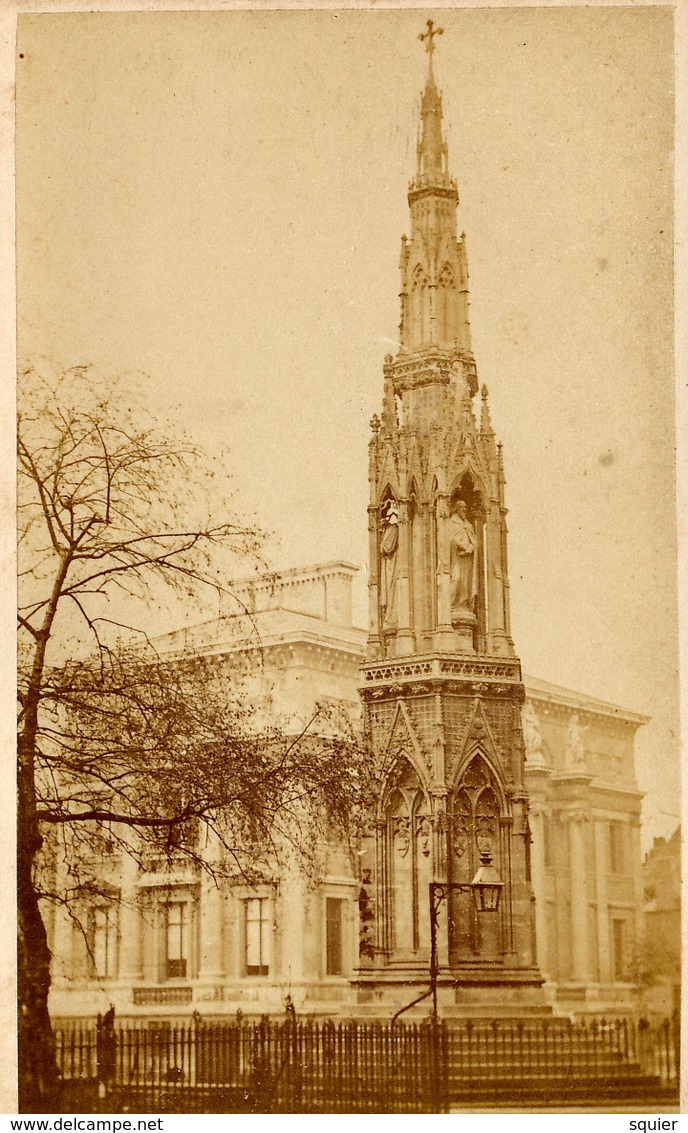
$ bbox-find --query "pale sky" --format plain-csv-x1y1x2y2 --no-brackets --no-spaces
16,6,677,848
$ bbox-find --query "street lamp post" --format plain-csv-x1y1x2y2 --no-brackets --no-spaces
429,850,504,1021
390,849,504,1027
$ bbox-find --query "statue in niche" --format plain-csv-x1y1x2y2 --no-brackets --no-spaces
565,713,588,770
380,497,399,628
522,701,546,767
393,815,410,857
449,500,478,613
450,359,469,412
417,815,432,857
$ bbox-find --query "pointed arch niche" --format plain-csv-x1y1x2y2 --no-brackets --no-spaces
379,757,432,956
447,753,507,961
448,473,487,653
378,488,399,635
437,262,457,346
410,265,430,347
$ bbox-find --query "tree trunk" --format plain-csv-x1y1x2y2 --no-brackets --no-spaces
17,738,59,1112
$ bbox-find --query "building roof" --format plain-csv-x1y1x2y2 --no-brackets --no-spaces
522,674,650,727
154,562,648,726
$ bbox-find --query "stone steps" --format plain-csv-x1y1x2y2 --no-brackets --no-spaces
448,1077,678,1109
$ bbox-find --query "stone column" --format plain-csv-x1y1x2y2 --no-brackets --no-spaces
528,804,548,976
431,799,449,968
198,877,224,981
486,503,508,654
629,816,643,979
567,810,591,982
367,504,381,655
433,493,454,651
419,501,432,640
279,856,306,984
395,498,415,655
499,511,513,642
198,831,225,981
118,850,142,983
375,820,389,954
594,817,611,983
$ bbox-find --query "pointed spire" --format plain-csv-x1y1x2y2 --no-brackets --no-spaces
416,19,449,185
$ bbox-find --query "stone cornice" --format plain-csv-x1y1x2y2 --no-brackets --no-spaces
407,181,458,204
360,653,522,699
385,348,478,397
523,677,649,728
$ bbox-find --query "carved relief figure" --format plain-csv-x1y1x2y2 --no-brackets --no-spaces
449,500,478,613
416,815,432,857
565,712,587,769
380,497,399,628
393,815,411,857
450,358,469,413
522,701,546,767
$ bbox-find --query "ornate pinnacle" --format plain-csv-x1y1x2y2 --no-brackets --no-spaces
381,376,397,434
480,384,494,436
497,442,506,489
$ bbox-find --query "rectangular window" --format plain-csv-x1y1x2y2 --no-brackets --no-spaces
92,905,117,978
326,898,344,976
612,917,627,981
166,902,187,979
609,822,625,874
245,898,269,975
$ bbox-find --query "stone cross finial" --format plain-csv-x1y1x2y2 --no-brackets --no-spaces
419,19,444,58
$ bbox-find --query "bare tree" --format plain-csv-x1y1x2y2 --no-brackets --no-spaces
17,366,372,1110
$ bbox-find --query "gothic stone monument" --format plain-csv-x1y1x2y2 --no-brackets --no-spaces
357,23,546,1016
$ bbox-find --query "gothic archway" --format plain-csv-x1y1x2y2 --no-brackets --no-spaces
382,758,432,955
447,753,505,960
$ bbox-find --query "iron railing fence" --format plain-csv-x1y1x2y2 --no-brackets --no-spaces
53,1013,678,1114
55,1018,448,1113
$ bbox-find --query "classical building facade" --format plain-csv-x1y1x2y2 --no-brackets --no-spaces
47,29,647,1023
47,563,646,1022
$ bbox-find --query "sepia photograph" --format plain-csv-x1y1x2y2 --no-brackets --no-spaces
14,4,679,1115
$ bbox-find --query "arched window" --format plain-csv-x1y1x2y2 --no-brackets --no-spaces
447,754,503,959
411,265,429,346
383,759,432,954
437,262,456,345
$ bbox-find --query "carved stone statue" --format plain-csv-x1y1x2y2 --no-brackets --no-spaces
380,497,399,628
522,701,546,767
416,815,431,857
449,500,478,613
565,713,587,770
450,359,469,412
393,815,410,857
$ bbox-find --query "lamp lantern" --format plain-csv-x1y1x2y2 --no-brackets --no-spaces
470,850,503,912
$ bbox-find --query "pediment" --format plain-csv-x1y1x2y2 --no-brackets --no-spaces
375,443,400,498
380,698,428,785
459,698,500,763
